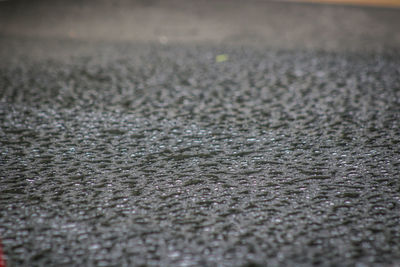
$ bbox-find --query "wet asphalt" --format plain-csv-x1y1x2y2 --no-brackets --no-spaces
1,1,400,267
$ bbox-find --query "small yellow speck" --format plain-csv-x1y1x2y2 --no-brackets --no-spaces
216,54,228,63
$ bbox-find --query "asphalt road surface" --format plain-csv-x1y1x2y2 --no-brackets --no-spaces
1,1,400,266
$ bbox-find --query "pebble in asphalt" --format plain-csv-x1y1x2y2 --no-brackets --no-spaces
0,18,400,267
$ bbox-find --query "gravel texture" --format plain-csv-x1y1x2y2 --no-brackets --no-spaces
1,38,400,266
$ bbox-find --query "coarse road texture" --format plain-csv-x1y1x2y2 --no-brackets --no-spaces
1,1,400,267
1,38,400,267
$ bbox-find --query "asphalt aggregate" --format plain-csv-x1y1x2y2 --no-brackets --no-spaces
0,37,400,267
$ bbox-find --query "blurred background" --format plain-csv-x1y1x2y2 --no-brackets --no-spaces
1,0,400,52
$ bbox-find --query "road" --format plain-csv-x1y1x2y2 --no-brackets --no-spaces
0,0,400,266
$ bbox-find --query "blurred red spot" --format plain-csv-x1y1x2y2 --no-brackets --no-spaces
0,238,5,267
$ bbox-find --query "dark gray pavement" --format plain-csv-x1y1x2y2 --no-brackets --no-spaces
1,1,400,266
